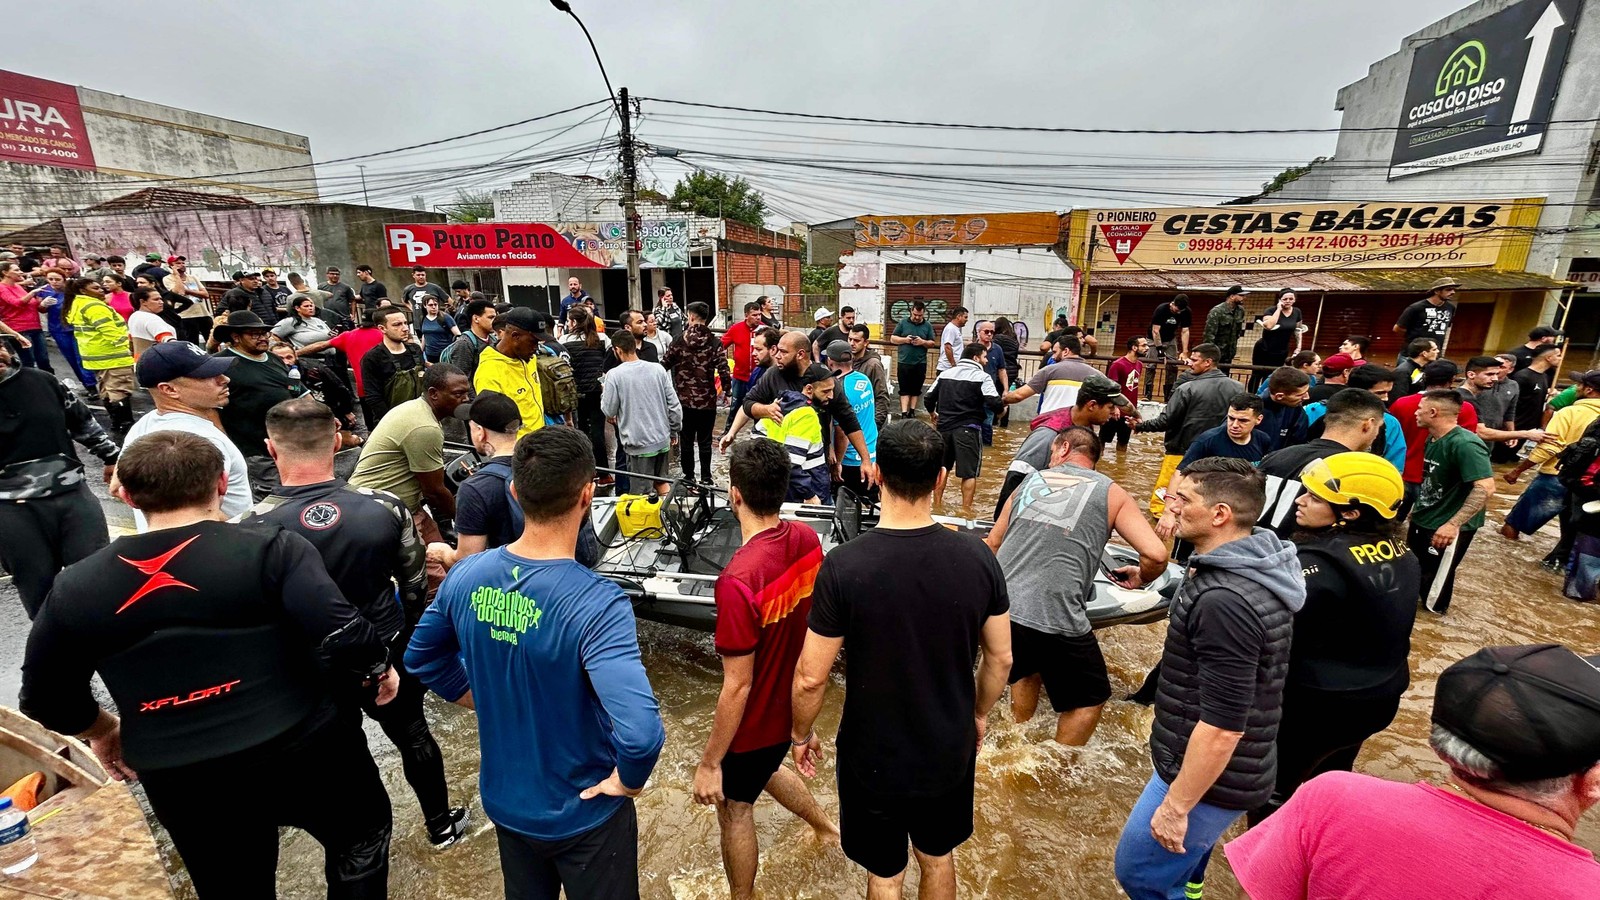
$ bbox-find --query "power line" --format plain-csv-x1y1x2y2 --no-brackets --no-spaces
640,96,1600,136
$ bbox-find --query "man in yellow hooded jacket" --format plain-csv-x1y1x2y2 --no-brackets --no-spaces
473,307,544,438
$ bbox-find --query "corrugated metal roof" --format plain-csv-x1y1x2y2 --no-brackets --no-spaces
1086,266,1571,293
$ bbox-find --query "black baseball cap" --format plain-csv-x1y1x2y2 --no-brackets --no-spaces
498,307,540,333
1225,285,1247,297
452,390,522,433
135,340,236,387
1432,644,1600,780
800,363,833,385
824,340,852,362
1078,372,1132,408
1576,370,1600,392
1531,325,1564,340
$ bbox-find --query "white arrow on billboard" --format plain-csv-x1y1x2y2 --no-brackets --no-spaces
1512,2,1566,123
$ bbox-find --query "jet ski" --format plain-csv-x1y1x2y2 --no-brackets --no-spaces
588,475,1184,634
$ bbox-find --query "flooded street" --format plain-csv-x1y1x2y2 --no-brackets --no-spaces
6,387,1590,898
267,415,1600,899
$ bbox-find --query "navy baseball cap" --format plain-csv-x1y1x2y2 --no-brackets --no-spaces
136,341,235,388
453,390,522,433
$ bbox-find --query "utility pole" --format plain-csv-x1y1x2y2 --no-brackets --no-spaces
617,87,641,306
357,165,371,206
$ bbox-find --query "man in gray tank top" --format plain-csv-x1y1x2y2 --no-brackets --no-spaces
985,426,1169,745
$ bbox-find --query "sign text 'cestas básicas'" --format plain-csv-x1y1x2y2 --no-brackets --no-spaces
1089,200,1523,270
385,223,606,269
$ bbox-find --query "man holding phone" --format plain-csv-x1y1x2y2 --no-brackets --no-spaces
984,425,1168,746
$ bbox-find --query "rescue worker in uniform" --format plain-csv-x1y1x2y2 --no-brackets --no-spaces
1249,452,1420,825
247,396,470,848
20,429,399,899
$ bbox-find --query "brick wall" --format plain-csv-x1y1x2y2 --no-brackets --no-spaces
717,221,802,314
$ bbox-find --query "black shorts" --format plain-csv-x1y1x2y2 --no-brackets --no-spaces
721,741,789,805
495,800,640,900
837,756,976,878
898,362,928,398
1007,623,1112,711
942,428,982,479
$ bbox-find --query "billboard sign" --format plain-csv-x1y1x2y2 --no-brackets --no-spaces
385,223,605,269
0,70,96,171
1389,0,1582,179
1088,200,1523,271
855,211,1062,248
556,219,689,268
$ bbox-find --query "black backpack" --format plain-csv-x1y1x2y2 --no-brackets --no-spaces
1557,415,1600,491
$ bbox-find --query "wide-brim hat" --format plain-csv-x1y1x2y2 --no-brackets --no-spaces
213,310,270,337
1426,276,1461,292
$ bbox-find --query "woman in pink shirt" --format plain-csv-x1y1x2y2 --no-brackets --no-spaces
101,274,133,321
0,261,52,371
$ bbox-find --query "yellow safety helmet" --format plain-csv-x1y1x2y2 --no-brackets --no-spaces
1299,452,1405,519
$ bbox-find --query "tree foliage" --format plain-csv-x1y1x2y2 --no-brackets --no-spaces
802,264,838,295
446,189,496,223
1260,157,1328,196
670,170,767,227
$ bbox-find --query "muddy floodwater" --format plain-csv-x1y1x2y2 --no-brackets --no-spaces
255,418,1600,898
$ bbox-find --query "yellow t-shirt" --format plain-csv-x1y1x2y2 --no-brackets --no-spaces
473,346,544,438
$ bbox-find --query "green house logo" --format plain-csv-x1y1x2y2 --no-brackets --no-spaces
1436,40,1487,95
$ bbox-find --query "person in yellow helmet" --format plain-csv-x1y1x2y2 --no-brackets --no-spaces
1249,452,1421,826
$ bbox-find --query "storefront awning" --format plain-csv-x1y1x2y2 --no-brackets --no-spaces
1085,267,1574,293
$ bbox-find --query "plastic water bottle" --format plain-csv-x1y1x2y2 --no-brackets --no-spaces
0,797,38,874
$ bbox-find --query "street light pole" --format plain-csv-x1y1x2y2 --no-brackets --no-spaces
357,165,370,206
550,0,640,306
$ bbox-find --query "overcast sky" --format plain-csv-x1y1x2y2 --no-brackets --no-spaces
8,0,1473,223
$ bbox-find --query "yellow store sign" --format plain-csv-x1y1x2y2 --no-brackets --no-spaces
1080,198,1541,271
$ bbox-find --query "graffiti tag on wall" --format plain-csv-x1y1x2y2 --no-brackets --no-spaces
62,207,314,279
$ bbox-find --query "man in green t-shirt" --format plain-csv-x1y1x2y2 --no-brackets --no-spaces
889,301,937,418
1409,389,1496,614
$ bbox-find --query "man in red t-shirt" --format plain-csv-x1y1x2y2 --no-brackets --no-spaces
720,301,763,429
1389,360,1477,485
695,439,838,897
299,310,386,426
1101,335,1148,450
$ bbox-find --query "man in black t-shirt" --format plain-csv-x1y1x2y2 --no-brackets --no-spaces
355,264,389,311
318,266,360,324
21,430,397,899
1393,278,1458,350
1510,343,1562,437
1505,325,1563,372
212,311,304,491
791,420,1011,896
1149,295,1191,401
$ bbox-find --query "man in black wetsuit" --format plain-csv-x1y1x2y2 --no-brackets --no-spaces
247,396,470,849
0,339,120,619
20,429,398,899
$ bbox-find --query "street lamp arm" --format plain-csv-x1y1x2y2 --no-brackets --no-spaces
551,1,618,111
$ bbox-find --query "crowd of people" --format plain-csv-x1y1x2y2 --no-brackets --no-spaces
3,245,1600,899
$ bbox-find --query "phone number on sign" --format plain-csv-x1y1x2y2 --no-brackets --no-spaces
0,143,81,160
1179,237,1280,252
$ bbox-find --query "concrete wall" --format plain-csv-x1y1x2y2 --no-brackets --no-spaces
0,78,316,231
837,247,1077,336
1288,0,1600,302
302,204,448,296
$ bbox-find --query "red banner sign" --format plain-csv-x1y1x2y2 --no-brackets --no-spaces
0,70,96,171
385,222,606,269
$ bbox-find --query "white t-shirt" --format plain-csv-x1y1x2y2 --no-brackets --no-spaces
937,321,965,371
122,410,252,531
128,310,175,346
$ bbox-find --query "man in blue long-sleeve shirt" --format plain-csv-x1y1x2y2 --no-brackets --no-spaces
407,426,665,900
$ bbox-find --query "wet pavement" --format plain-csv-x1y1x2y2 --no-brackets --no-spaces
5,381,1600,898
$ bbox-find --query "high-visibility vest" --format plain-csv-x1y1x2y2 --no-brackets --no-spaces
65,296,135,370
